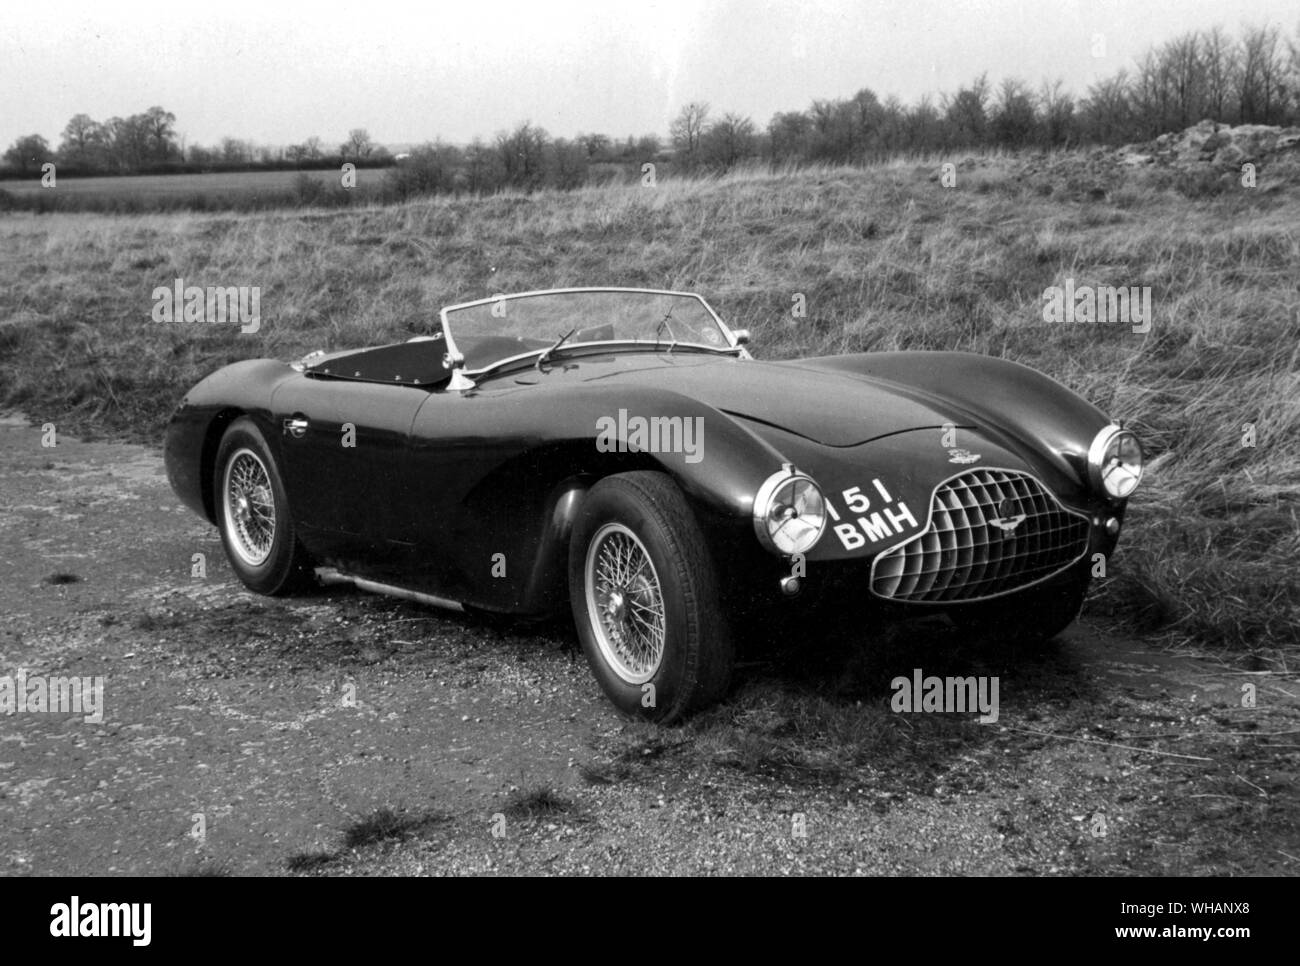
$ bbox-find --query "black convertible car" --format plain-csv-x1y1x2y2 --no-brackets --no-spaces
165,287,1143,721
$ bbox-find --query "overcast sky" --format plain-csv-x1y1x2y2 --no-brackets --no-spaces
3,0,1297,151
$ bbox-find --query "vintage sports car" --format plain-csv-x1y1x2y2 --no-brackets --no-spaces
165,287,1143,721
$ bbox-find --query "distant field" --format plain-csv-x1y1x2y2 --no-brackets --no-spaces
0,168,387,197
0,167,392,212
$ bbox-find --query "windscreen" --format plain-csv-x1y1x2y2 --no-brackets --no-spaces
440,290,730,370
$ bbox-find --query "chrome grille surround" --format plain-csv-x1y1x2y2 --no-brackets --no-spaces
870,468,1091,603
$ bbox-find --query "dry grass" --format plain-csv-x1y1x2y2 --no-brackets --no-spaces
501,785,580,821
1,155,1296,656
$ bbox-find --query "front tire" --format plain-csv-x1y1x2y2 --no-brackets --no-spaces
214,417,314,595
568,472,733,723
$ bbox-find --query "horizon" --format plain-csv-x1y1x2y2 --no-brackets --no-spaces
4,0,1298,154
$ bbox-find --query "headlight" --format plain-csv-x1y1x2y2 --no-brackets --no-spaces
753,465,826,555
1087,424,1143,499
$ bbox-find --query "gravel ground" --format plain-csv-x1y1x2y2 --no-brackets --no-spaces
1,413,1296,876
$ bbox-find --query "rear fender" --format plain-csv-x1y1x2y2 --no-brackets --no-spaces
163,360,295,522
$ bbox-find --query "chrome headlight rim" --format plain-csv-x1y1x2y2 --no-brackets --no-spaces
752,464,826,556
1087,423,1143,500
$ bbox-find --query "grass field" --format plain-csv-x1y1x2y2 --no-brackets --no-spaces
0,168,388,211
1,156,1297,657
1,169,344,196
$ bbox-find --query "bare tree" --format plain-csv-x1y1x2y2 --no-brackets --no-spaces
1290,24,1300,124
58,114,106,168
1131,49,1175,136
991,77,1037,147
387,140,464,198
1037,79,1075,147
847,87,884,159
1080,71,1132,143
1201,26,1236,121
942,73,991,146
768,110,811,162
103,115,150,171
634,133,661,158
465,137,500,193
220,136,250,165
669,102,710,164
496,121,549,187
578,132,611,159
142,106,178,161
1238,24,1285,123
701,113,757,169
188,144,218,166
804,98,855,162
904,95,942,152
875,95,907,154
342,128,374,160
549,137,588,189
1162,33,1204,128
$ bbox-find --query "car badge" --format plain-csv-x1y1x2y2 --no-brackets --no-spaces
948,448,981,464
990,498,1026,532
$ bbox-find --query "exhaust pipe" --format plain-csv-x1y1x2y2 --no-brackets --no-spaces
315,567,465,613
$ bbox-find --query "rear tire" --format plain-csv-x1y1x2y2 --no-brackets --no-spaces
568,472,733,723
214,417,314,596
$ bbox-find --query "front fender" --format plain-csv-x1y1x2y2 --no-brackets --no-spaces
794,352,1113,489
439,383,806,613
457,383,796,520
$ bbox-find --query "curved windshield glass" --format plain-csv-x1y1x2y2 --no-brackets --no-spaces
439,289,732,371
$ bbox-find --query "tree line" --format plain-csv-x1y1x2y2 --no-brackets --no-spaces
1,112,393,178
674,22,1300,170
3,21,1297,188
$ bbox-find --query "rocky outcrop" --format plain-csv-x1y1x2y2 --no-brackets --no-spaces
1117,120,1300,168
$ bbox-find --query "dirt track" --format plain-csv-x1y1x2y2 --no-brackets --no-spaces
1,413,1296,876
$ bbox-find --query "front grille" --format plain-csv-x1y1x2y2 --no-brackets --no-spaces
870,469,1090,603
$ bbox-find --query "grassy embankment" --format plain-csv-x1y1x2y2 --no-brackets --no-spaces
1,156,1296,657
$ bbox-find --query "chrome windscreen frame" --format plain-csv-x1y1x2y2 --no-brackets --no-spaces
436,287,752,380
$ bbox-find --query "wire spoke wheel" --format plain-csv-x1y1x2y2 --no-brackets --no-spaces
569,471,733,721
222,448,276,567
584,522,666,684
